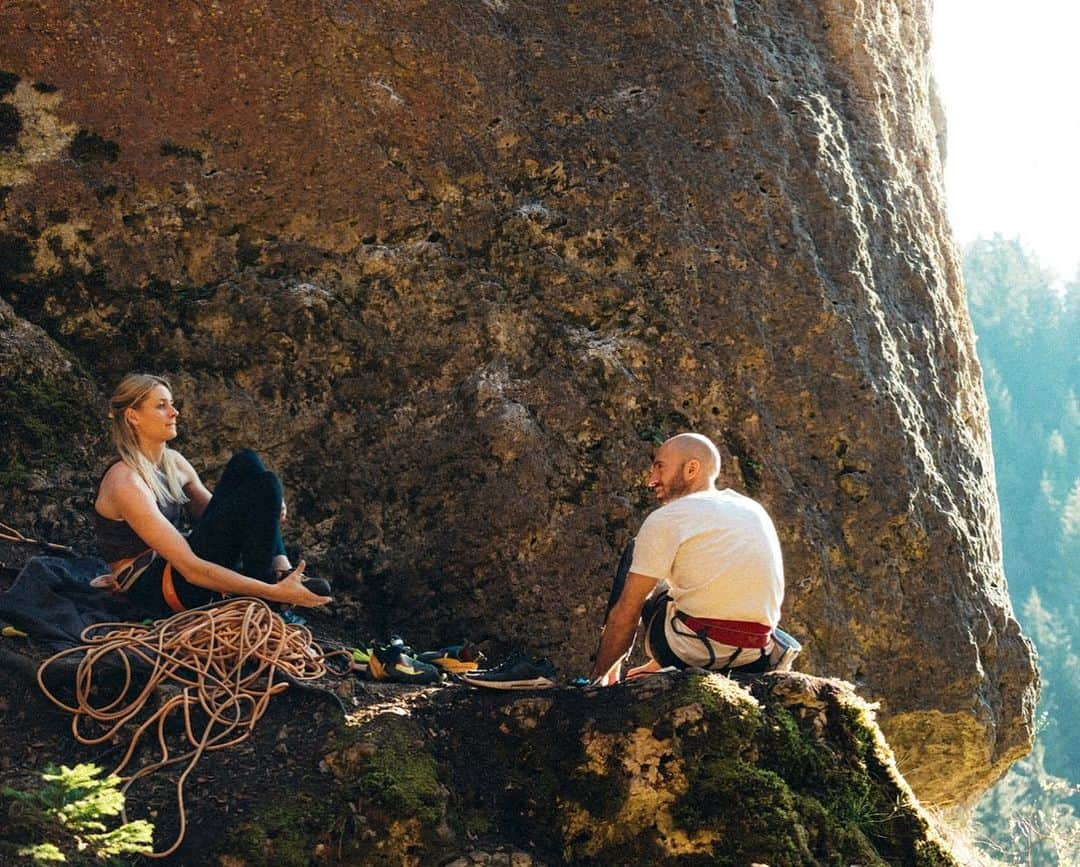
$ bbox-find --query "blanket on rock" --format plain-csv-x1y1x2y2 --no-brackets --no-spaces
0,556,145,651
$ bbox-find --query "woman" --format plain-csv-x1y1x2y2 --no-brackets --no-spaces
93,373,331,617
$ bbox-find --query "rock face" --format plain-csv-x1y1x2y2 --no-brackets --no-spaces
0,655,961,866
0,0,1037,803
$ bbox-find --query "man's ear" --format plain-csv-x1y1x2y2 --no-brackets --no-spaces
684,458,700,480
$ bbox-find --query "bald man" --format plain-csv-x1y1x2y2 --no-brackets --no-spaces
589,433,785,684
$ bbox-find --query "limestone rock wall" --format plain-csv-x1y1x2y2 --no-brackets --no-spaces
0,0,1036,802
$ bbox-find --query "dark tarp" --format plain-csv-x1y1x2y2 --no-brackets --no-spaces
0,556,145,651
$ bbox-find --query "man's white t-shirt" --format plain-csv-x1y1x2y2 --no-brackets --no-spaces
629,488,784,628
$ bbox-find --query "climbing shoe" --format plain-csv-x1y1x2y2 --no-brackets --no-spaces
386,634,416,657
301,577,333,598
368,643,442,685
459,651,556,690
418,643,485,674
349,646,372,674
269,567,332,599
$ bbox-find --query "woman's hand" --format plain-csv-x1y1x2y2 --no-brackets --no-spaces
274,560,331,607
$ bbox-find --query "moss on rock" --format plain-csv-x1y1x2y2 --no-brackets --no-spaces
376,672,960,866
324,713,444,825
224,797,326,867
354,721,443,824
673,760,811,862
0,368,96,472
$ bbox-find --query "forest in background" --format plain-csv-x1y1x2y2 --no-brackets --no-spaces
962,237,1080,864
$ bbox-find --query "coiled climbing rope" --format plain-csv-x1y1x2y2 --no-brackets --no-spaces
36,597,348,858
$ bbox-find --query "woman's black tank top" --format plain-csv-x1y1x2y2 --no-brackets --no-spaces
93,463,184,563
93,502,182,562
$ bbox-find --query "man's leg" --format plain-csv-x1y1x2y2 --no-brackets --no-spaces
625,659,664,679
641,595,687,670
603,541,635,618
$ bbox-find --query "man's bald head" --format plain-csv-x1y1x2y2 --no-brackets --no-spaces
647,433,722,503
662,433,722,484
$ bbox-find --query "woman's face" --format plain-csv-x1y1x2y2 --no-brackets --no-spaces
126,385,179,445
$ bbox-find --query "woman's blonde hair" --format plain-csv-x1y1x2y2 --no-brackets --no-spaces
108,373,189,506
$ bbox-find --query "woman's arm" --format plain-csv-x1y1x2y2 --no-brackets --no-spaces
110,469,328,607
173,452,213,520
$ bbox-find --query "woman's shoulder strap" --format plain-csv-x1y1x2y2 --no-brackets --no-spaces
97,458,124,485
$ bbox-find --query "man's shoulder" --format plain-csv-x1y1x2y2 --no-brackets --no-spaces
666,489,735,511
640,491,720,529
657,489,771,522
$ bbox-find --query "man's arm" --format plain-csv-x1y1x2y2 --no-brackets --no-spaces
589,572,657,682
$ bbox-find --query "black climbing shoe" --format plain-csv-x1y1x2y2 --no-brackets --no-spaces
301,577,332,598
459,651,556,690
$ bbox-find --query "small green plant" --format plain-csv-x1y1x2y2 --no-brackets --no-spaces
1,763,154,864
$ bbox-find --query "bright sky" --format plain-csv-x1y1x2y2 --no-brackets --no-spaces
932,1,1080,281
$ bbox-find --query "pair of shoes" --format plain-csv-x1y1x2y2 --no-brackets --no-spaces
387,634,414,655
418,643,485,674
368,642,442,685
459,651,556,690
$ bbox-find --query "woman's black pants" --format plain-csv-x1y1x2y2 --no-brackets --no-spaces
131,450,287,614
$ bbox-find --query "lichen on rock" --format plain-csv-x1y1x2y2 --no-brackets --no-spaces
0,77,76,188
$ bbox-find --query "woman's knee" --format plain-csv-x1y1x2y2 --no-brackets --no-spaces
248,470,283,510
226,449,266,476
216,450,271,497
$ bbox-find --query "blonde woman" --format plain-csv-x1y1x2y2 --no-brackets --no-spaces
93,373,331,617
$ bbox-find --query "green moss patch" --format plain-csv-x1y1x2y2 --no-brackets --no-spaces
224,795,326,867
747,682,958,866
346,716,443,824
567,769,627,821
674,759,815,864
638,672,763,753
0,368,99,477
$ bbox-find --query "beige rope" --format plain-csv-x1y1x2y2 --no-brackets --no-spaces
36,597,349,858
0,520,76,555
